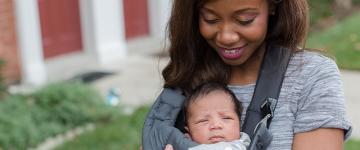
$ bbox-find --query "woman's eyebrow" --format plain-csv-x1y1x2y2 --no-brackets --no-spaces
201,7,258,15
233,8,258,15
200,7,217,15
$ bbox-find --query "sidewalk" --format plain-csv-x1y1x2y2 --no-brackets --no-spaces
91,52,167,107
92,52,360,139
341,70,360,139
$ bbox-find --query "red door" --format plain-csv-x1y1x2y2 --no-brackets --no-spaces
38,0,83,59
124,0,150,40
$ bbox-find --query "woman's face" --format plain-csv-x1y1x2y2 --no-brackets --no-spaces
199,0,269,66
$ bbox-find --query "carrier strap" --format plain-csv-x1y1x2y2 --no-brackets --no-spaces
242,45,292,139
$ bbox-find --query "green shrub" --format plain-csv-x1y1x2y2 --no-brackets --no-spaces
0,82,119,149
0,95,38,149
32,82,112,127
309,0,360,26
354,0,360,5
309,0,334,25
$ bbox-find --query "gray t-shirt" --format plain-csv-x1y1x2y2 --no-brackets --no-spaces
228,50,352,149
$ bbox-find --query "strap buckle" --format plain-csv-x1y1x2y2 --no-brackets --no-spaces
260,97,277,127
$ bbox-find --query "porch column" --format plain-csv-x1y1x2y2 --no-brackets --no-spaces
13,0,47,86
79,0,127,65
148,0,173,41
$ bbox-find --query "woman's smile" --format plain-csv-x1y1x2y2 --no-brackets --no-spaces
199,0,269,66
219,45,247,59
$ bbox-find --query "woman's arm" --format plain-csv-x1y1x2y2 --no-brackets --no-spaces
292,54,351,150
293,128,344,150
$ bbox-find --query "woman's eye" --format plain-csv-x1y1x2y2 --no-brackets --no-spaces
236,19,254,25
203,18,219,24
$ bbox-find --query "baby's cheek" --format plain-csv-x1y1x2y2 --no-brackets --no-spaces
190,126,210,144
226,124,241,140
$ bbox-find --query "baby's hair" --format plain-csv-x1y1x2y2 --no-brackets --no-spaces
183,82,243,126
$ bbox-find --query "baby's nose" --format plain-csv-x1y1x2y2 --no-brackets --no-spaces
209,120,223,130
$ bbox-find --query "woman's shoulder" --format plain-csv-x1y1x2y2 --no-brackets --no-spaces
285,49,341,85
292,49,336,67
288,50,339,74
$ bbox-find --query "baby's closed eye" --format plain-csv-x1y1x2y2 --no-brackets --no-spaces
222,116,234,120
196,119,209,124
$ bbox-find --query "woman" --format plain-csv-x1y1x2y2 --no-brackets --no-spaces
142,0,352,149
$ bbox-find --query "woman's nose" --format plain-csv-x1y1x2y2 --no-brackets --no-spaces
216,24,239,47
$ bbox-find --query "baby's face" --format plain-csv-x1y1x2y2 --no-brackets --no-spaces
186,90,240,144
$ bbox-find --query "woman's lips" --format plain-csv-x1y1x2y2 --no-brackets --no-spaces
219,46,246,60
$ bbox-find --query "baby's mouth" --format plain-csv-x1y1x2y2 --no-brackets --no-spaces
209,135,225,143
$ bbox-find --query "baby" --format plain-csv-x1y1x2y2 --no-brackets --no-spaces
183,82,250,150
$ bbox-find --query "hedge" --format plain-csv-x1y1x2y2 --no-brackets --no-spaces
0,82,119,149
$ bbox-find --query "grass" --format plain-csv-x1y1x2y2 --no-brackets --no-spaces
346,139,360,149
55,106,148,150
307,12,360,70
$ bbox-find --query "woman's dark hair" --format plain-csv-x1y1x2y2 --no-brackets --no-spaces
183,82,243,126
162,0,309,94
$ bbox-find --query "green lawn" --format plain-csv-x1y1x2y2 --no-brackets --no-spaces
346,139,360,149
307,12,360,70
55,106,148,150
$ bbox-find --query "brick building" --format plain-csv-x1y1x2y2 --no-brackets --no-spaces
0,0,171,86
0,0,20,83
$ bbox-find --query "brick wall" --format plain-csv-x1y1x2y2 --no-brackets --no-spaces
0,0,21,84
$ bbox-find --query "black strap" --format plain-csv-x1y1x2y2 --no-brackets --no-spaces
242,45,292,139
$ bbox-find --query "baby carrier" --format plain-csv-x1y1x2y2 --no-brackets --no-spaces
142,45,292,150
242,45,292,149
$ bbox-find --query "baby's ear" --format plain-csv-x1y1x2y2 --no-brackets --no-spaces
184,126,189,132
184,126,191,138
